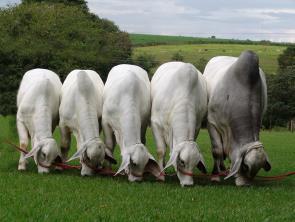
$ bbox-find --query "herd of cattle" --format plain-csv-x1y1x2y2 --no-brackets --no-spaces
15,50,271,187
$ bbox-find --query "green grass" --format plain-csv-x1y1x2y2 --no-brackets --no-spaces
132,44,286,74
0,116,294,221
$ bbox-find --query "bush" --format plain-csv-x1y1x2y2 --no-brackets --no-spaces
193,57,208,73
133,53,158,74
0,3,132,115
263,66,295,128
278,46,295,69
171,51,184,61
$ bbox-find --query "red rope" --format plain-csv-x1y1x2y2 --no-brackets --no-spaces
4,140,82,170
4,140,294,181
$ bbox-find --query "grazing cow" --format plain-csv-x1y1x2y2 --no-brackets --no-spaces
204,50,271,186
17,68,62,173
151,62,208,186
59,70,116,176
102,64,162,182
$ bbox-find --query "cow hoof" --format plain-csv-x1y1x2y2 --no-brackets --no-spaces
211,175,221,182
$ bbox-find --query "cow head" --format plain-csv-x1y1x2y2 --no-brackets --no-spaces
24,138,61,173
67,139,117,176
225,141,271,186
164,141,206,187
115,143,162,182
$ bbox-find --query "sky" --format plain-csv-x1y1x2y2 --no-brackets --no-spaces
1,0,295,43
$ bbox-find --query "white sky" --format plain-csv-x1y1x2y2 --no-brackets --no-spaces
1,0,295,42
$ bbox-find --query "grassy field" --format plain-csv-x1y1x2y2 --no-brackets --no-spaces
0,116,294,221
132,43,286,74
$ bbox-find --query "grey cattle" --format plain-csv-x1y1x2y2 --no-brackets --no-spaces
204,51,271,186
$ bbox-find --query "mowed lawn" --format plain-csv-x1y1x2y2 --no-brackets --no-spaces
132,44,286,74
0,116,294,221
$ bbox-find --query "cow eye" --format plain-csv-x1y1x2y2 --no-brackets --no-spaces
242,163,249,172
179,159,185,167
40,152,46,159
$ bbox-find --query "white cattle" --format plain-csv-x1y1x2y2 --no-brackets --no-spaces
59,70,116,176
17,68,62,173
151,62,208,186
204,50,271,186
102,64,162,182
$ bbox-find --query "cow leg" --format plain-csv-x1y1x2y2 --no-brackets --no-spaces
98,117,102,135
151,122,166,171
60,126,71,161
102,119,116,153
102,119,116,168
17,120,29,171
208,123,224,182
141,121,148,145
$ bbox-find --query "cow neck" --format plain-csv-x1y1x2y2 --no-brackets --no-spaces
119,112,142,149
30,109,53,144
77,109,100,145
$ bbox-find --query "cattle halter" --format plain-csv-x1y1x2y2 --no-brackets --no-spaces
5,140,294,181
170,140,199,177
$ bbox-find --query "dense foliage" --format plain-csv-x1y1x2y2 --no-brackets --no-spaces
22,0,88,10
264,46,295,129
133,53,158,75
277,46,295,69
171,51,184,61
0,2,131,115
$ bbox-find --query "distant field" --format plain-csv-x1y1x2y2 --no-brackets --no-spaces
0,116,294,221
132,43,286,74
129,33,291,47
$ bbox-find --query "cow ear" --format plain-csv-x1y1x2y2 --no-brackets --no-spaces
145,153,163,180
224,157,243,180
115,154,130,176
164,151,178,170
104,148,117,164
196,153,207,174
67,146,87,162
24,145,41,159
263,152,271,171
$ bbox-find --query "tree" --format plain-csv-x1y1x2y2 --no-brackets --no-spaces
264,66,295,129
264,46,295,129
133,53,158,75
278,46,295,69
22,0,89,11
0,3,132,115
